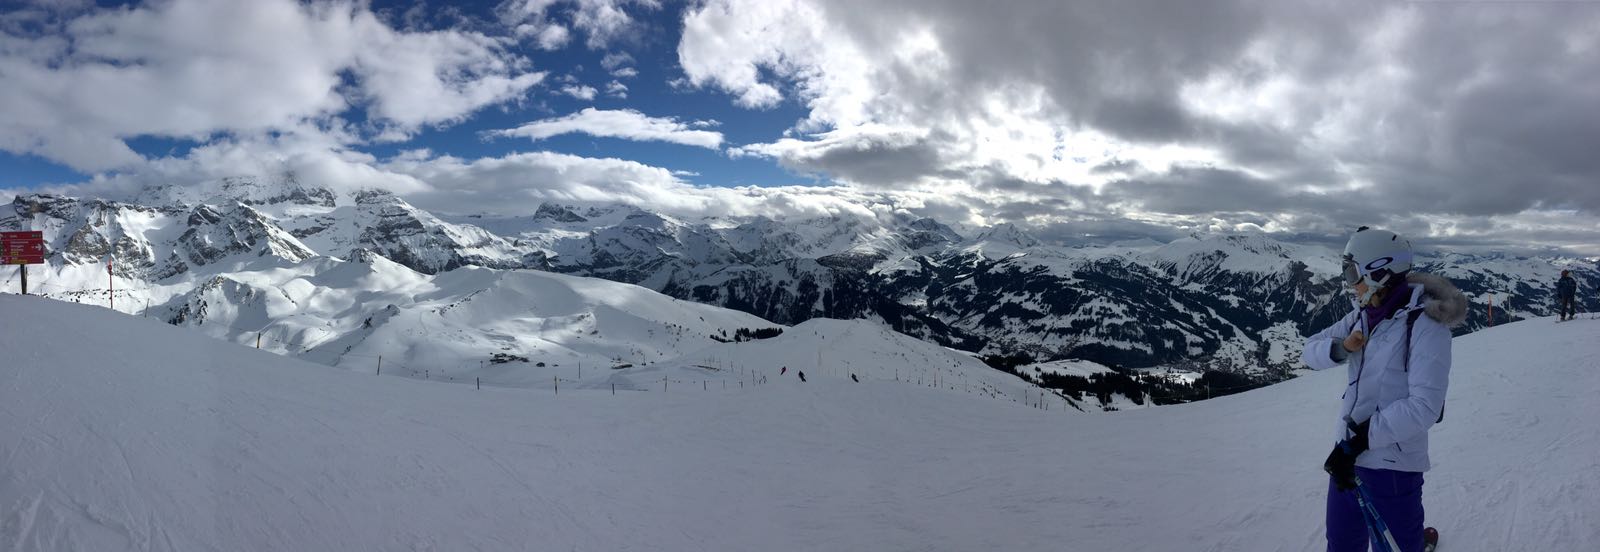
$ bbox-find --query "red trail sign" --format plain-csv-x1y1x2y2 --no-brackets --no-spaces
1,231,44,265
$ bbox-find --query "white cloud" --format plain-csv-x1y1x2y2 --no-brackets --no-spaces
601,51,637,78
497,0,659,50
532,24,570,49
489,108,724,149
605,80,629,98
375,149,909,223
678,0,838,109
600,52,634,69
3,130,428,204
558,85,598,100
0,0,543,173
12,137,1599,256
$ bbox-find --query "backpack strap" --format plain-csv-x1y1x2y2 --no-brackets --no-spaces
1402,308,1445,423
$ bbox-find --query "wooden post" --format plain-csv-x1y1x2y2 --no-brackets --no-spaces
612,383,615,395
256,331,262,349
703,380,707,391
377,355,382,375
477,377,480,390
554,376,558,395
663,375,667,392
18,265,26,295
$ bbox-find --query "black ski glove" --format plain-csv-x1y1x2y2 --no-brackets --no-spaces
1323,419,1371,491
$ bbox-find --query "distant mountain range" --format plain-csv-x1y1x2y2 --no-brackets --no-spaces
5,175,1596,383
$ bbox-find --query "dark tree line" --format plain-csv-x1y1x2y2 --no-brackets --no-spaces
982,353,1272,406
710,327,786,343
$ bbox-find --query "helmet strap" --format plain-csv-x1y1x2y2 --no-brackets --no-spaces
1355,273,1389,306
1356,282,1378,306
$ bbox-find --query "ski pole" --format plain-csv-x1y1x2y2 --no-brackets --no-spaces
1352,476,1402,552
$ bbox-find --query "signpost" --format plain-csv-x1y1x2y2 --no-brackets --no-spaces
2,231,46,294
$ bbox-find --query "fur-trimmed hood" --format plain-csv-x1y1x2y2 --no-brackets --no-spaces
1407,272,1469,328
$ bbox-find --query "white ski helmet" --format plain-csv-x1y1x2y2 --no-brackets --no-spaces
1342,226,1412,302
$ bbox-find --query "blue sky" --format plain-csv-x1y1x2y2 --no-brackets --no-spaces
1,0,814,190
1,0,1598,254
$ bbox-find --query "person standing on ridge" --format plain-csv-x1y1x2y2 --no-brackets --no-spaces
1556,270,1577,321
1301,227,1467,552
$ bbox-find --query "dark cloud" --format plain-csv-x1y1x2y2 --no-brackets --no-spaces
1090,159,1143,175
687,0,1600,254
1106,167,1301,216
1030,218,1193,247
744,128,963,188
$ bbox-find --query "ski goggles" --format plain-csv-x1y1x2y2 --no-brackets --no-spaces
1341,253,1411,285
1341,256,1362,285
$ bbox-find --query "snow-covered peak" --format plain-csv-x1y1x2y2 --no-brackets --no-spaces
971,222,1042,249
135,173,338,211
1148,233,1339,279
533,202,588,223
619,208,685,231
898,217,964,250
174,201,316,268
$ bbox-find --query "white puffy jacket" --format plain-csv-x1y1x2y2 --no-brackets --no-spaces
1301,273,1468,473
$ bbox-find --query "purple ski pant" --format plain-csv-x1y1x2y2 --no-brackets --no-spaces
1326,467,1426,552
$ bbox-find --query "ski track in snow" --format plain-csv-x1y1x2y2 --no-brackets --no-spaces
1,294,1597,550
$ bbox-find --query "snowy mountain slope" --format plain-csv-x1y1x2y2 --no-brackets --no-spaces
1022,358,1116,378
147,251,785,388
667,317,1077,410
0,194,317,282
269,189,542,274
8,183,1599,382
2,294,1596,550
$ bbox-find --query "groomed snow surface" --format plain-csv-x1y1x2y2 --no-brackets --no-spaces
2,294,1597,551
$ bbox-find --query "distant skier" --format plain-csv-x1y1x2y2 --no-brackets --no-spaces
850,373,859,383
1557,270,1577,321
797,371,806,382
1301,227,1466,552
780,366,787,375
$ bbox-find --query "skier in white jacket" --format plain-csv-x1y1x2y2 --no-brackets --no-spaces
1302,227,1467,552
